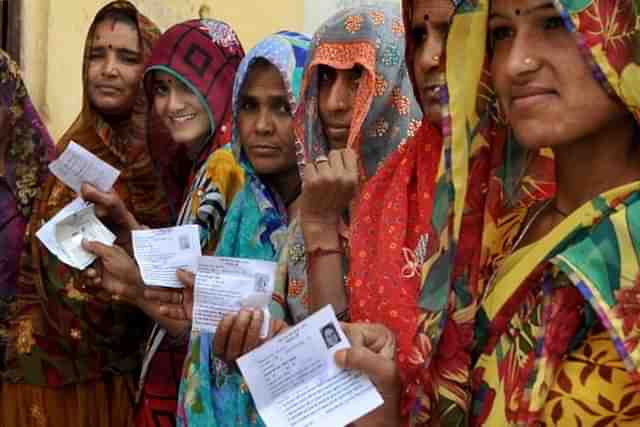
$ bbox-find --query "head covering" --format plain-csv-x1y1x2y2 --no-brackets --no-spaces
5,1,166,386
216,31,311,261
178,31,311,427
0,48,54,374
427,0,640,424
0,50,54,217
144,19,244,160
295,3,422,180
351,1,493,424
135,19,245,425
143,19,245,247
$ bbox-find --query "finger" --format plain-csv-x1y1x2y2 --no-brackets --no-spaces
83,268,98,279
242,310,264,355
177,269,195,289
328,150,346,174
334,346,396,385
342,323,393,356
213,314,236,357
315,155,332,178
144,288,179,304
226,309,253,361
303,162,319,187
342,148,359,173
81,239,114,259
158,304,188,321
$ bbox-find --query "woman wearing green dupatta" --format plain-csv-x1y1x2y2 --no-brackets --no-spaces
446,0,640,425
176,32,311,427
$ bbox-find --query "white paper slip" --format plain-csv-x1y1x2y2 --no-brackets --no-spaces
192,256,276,338
132,225,202,288
55,204,116,270
49,141,120,193
237,305,384,427
36,197,92,267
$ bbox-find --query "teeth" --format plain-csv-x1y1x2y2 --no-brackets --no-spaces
172,114,195,123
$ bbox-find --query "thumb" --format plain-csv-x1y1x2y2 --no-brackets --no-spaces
177,269,196,289
81,239,113,259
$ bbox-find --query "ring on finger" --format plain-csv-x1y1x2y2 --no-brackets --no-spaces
315,155,329,165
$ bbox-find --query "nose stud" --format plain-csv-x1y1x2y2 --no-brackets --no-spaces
524,57,536,67
432,55,440,63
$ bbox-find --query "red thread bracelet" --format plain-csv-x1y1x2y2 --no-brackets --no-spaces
305,247,343,272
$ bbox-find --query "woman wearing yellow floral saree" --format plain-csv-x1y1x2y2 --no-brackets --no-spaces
442,0,640,425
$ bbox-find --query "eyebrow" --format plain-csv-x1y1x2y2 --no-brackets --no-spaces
90,45,141,57
489,2,555,20
239,93,289,103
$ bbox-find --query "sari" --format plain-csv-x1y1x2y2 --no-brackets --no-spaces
443,0,640,425
342,2,492,425
293,3,423,324
135,19,245,427
2,2,169,426
0,49,55,377
177,31,311,427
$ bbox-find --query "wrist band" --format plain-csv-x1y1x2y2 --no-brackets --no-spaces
305,247,343,272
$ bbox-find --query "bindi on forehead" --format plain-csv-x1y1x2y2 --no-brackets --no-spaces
413,0,455,25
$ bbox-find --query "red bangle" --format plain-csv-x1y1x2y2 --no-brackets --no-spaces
305,247,343,272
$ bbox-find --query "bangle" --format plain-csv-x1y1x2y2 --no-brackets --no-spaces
305,247,343,272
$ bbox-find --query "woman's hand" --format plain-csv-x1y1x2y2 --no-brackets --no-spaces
81,183,142,250
300,149,359,230
213,309,288,365
82,240,144,304
145,269,195,321
336,323,402,427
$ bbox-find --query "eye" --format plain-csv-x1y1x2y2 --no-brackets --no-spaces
88,49,105,61
153,83,169,97
543,16,564,31
239,99,257,112
318,65,336,85
349,65,363,82
412,28,428,43
489,26,513,44
274,100,292,116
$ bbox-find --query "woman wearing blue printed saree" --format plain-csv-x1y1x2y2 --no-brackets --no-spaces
175,31,311,427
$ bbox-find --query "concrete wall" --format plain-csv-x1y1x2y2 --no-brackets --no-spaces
21,0,305,141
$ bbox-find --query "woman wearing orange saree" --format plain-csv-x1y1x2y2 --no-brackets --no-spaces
1,2,172,426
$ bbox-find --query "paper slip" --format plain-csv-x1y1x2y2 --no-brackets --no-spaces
54,204,116,270
132,225,202,288
49,141,120,193
237,305,384,427
192,256,276,338
36,198,91,267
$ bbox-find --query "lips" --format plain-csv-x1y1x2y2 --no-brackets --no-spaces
247,144,280,155
511,86,557,109
95,84,122,94
325,124,350,140
169,113,197,125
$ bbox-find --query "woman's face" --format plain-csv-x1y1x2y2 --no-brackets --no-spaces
237,62,297,177
152,71,210,148
410,0,455,124
87,19,144,117
490,0,630,149
317,65,362,150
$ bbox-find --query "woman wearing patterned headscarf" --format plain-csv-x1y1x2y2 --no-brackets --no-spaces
176,31,311,427
295,3,422,323
79,18,246,426
1,2,169,425
452,0,640,424
0,47,55,390
342,0,640,425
